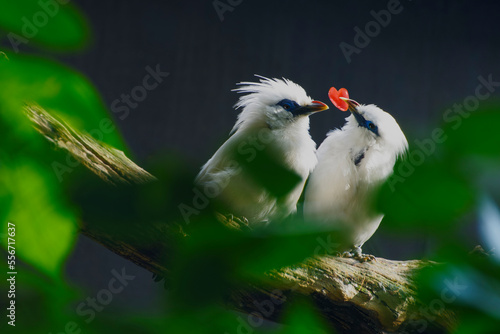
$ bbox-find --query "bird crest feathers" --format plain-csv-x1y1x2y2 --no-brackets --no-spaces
230,75,312,133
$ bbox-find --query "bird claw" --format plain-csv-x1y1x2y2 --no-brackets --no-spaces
231,214,250,229
217,213,251,231
340,251,355,258
354,253,376,263
340,248,376,263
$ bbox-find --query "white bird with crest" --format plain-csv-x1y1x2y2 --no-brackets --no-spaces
304,87,407,260
196,76,329,225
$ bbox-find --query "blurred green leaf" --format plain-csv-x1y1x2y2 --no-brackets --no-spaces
377,159,475,231
453,313,500,334
79,307,260,334
279,298,332,334
0,0,89,51
164,308,254,334
0,261,78,333
189,221,336,278
236,231,336,277
0,53,126,151
0,51,124,278
233,143,302,199
414,254,500,334
172,217,337,312
443,106,500,159
0,158,77,278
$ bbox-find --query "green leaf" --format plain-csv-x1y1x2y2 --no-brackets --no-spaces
443,106,500,159
452,312,500,334
0,79,78,278
377,159,475,231
0,0,89,51
279,298,333,334
84,307,253,334
0,260,78,332
235,231,338,277
232,140,302,199
0,53,126,151
172,217,338,312
0,159,77,278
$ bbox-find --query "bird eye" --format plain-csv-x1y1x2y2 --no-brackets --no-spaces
367,121,376,130
283,104,290,110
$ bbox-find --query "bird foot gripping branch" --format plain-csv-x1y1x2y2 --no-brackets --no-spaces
216,212,251,231
340,249,376,263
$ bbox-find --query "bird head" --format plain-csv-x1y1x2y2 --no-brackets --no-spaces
340,97,408,160
231,76,329,132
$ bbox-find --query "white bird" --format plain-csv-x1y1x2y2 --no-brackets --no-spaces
196,76,329,225
304,98,407,260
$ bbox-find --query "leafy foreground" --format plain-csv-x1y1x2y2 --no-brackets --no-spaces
1,2,500,333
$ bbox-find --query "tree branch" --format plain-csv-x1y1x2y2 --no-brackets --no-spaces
26,104,455,334
25,103,156,185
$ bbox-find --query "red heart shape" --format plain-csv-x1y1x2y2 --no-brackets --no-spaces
328,87,349,111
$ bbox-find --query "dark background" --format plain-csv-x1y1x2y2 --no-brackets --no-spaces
56,0,500,316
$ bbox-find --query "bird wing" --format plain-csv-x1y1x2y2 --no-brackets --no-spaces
305,129,361,223
196,125,315,223
196,129,279,222
304,129,386,249
196,133,238,185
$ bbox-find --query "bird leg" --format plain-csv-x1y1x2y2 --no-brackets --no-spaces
216,212,251,231
341,246,376,263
